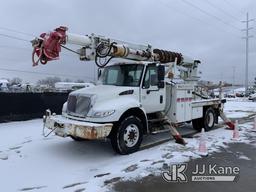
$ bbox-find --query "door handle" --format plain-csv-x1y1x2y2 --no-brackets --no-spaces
147,88,159,94
160,95,163,103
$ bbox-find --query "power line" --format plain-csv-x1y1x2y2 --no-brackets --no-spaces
0,43,93,79
0,32,83,57
0,29,95,81
0,26,36,37
0,44,80,58
223,0,244,16
159,0,207,25
0,45,31,51
204,0,240,21
0,33,30,42
181,0,240,31
158,0,240,38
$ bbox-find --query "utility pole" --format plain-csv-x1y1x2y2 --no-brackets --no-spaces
242,12,254,95
232,66,236,92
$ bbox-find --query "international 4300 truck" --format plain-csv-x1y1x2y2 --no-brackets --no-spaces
31,26,234,154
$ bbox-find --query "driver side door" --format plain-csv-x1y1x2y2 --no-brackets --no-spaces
140,64,165,113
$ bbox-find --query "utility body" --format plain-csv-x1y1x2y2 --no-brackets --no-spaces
33,26,234,154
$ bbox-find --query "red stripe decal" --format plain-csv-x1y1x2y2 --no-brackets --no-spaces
176,98,193,102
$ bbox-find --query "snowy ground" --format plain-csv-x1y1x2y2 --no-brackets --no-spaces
0,99,256,192
224,98,256,119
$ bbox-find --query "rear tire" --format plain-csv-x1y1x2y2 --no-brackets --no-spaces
110,116,143,155
203,107,215,131
192,107,216,132
192,118,203,131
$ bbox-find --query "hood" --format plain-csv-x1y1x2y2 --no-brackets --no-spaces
69,85,137,102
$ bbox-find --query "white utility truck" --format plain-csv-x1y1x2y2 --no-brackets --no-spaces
31,26,234,154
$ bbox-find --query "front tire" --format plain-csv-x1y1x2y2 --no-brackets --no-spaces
110,116,143,155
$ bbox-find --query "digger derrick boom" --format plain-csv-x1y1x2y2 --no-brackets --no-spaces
32,27,232,156
31,26,186,67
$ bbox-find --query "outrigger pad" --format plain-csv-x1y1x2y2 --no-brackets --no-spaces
173,135,187,145
219,111,235,130
226,122,235,130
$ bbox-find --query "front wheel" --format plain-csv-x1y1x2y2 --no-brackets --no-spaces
110,116,143,155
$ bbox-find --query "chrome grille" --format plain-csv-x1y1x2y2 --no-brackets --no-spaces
67,95,91,117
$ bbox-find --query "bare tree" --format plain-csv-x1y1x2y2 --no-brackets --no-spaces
63,78,72,82
75,79,85,83
10,77,22,85
37,76,61,87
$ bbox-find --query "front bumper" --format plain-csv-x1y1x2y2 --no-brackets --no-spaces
44,114,113,139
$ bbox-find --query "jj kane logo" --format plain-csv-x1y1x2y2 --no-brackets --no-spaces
162,164,188,182
162,163,240,182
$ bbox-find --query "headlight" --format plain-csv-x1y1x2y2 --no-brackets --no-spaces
92,110,115,118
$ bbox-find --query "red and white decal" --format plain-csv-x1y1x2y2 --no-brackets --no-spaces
176,97,192,102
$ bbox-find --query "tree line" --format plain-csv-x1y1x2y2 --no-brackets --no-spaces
4,77,85,87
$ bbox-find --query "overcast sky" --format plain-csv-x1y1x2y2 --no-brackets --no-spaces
0,0,255,84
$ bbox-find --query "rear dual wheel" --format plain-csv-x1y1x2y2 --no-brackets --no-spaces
192,107,216,132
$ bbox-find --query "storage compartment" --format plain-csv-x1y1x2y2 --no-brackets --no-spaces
165,83,193,123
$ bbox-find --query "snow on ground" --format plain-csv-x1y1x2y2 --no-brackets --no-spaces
0,99,256,192
237,154,251,161
224,98,256,118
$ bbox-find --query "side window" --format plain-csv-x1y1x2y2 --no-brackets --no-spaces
143,65,157,89
106,69,118,85
127,69,141,86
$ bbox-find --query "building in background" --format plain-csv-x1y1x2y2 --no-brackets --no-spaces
0,79,9,91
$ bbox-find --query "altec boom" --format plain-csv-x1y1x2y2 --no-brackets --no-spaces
32,26,184,67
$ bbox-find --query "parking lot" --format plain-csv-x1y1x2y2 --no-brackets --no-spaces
0,99,255,192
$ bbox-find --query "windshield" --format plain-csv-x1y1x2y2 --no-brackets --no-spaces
101,64,144,87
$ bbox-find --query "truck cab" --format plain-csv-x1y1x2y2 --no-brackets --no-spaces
45,62,166,154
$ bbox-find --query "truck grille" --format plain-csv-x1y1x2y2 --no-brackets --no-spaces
67,95,91,117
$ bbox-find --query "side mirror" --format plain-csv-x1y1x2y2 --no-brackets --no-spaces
157,65,165,88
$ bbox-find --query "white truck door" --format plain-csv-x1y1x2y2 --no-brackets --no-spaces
141,64,165,113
